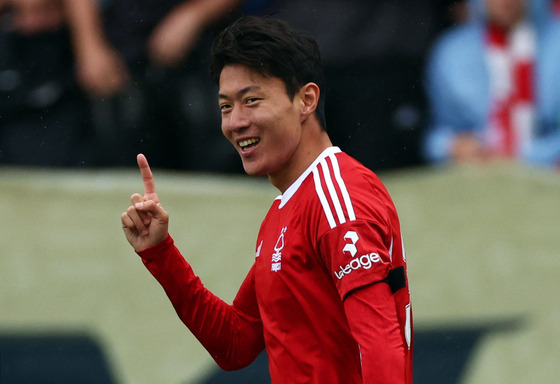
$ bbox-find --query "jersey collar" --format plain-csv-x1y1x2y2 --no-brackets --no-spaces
277,146,341,209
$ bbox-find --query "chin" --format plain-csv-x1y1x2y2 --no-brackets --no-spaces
242,162,267,178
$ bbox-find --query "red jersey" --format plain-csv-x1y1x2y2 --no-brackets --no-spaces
139,147,413,383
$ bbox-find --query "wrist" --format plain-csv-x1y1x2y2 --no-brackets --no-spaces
136,233,173,256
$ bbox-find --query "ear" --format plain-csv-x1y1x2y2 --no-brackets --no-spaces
298,82,320,122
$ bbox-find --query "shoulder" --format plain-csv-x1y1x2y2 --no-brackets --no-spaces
437,22,483,46
429,22,484,65
311,151,394,230
426,22,487,91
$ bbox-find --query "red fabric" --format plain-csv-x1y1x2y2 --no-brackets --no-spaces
486,23,513,155
487,23,508,47
139,235,265,371
495,99,515,156
486,23,535,157
345,283,412,384
253,149,411,383
514,61,533,102
139,148,413,383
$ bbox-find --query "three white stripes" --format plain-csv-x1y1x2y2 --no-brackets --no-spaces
313,154,356,229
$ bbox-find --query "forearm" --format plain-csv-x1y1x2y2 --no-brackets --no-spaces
139,235,264,370
63,0,107,50
344,283,409,383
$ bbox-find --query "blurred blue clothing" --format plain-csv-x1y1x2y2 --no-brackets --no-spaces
423,10,560,166
531,0,555,23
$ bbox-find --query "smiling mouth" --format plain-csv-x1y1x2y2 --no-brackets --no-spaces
238,138,260,151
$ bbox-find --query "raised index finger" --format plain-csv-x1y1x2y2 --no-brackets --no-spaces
137,153,157,198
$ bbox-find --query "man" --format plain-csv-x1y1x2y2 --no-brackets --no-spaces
121,16,413,383
423,0,560,166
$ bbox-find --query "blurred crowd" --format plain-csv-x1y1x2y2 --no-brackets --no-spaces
0,0,559,172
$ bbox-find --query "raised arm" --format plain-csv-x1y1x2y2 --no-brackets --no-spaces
121,154,265,369
146,0,244,67
63,0,129,95
140,241,265,370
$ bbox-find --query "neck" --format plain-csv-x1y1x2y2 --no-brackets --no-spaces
270,128,332,193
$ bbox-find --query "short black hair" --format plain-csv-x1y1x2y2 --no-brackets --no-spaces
210,16,327,130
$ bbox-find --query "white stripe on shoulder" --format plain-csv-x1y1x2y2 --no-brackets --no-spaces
320,158,347,225
328,153,356,221
313,167,336,228
313,152,355,229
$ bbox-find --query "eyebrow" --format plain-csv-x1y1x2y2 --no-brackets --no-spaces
218,85,262,100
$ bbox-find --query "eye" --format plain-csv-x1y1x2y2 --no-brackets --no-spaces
220,103,232,113
245,97,261,105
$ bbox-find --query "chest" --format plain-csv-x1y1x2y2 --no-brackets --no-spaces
253,202,336,323
254,204,320,280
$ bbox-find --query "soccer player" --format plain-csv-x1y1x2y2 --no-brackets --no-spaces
121,16,413,383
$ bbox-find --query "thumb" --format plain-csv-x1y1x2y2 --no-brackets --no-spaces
135,200,166,219
135,200,169,246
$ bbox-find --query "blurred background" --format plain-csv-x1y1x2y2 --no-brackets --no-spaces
1,0,559,383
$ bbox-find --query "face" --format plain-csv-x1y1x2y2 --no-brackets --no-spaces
218,64,306,185
486,0,525,29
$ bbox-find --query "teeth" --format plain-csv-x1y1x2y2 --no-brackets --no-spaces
239,138,260,148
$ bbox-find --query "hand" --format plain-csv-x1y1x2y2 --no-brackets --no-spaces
121,154,169,252
75,42,130,96
146,4,203,68
145,0,244,67
451,133,492,164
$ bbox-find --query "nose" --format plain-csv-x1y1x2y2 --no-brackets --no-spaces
222,105,250,135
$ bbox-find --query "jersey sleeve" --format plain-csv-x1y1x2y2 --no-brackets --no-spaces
319,219,393,300
344,282,412,383
319,220,413,383
138,235,265,370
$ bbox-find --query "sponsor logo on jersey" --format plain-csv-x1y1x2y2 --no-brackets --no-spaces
334,252,382,280
271,227,287,272
342,231,359,257
335,230,382,280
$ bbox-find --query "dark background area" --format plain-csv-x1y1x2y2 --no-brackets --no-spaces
0,0,465,172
